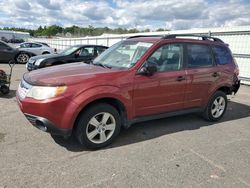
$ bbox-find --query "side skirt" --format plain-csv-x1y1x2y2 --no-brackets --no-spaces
124,107,203,128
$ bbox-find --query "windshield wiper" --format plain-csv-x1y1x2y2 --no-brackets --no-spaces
93,62,112,69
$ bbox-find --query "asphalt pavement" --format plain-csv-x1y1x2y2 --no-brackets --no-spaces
0,64,250,188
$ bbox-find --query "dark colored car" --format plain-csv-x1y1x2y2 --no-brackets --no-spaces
26,45,108,71
0,40,37,64
17,34,240,149
0,40,19,63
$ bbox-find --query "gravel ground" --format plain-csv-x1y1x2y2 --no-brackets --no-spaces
0,64,250,188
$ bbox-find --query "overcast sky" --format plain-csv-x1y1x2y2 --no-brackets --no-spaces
0,0,250,30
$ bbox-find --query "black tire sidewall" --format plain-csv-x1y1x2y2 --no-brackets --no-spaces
205,91,227,121
76,103,121,149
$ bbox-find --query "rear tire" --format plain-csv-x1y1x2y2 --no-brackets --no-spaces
203,91,227,121
16,53,30,64
75,103,121,149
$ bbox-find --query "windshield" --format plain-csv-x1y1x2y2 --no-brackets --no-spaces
93,40,153,69
60,46,79,55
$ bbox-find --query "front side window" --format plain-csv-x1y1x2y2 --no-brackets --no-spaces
79,47,94,56
212,46,232,65
187,44,213,68
93,41,153,69
20,43,31,48
146,43,183,72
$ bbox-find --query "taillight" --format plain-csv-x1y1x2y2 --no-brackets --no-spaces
233,57,239,76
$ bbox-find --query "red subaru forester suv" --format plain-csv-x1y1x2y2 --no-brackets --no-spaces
17,35,240,149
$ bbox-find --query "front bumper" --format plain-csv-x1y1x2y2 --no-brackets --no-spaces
16,90,78,137
24,113,72,136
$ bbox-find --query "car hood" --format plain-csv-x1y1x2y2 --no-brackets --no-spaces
30,53,62,60
23,62,120,86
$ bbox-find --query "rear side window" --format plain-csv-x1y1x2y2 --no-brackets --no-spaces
187,44,213,68
31,43,42,48
212,46,232,65
96,47,107,55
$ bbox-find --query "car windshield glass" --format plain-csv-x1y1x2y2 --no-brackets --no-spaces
93,41,153,69
60,46,79,55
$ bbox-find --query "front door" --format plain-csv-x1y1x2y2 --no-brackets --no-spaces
133,43,187,117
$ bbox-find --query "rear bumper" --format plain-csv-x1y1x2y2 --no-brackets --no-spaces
25,113,72,136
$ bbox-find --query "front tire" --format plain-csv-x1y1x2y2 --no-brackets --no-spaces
16,53,30,64
75,103,121,149
203,91,227,121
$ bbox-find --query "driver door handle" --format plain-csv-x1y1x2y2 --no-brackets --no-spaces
176,76,186,81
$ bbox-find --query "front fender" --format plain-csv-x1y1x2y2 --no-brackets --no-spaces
68,85,133,128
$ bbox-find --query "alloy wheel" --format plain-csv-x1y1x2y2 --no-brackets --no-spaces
211,96,226,118
86,112,116,144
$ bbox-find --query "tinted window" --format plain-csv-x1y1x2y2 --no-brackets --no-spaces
79,47,94,56
96,47,106,55
20,43,32,48
212,46,231,65
187,44,213,68
31,43,42,48
147,43,183,72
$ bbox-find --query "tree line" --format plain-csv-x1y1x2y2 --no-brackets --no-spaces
0,25,168,37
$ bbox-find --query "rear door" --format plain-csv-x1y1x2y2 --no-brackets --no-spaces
184,43,219,108
30,43,43,55
133,43,187,117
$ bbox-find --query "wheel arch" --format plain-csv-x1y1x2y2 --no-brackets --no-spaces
73,97,129,132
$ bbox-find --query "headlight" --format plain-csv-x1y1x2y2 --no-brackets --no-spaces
26,85,67,100
34,58,45,66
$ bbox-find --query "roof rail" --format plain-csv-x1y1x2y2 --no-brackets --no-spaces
163,34,224,43
127,35,163,39
128,34,224,43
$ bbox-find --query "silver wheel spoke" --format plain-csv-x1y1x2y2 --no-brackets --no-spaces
89,117,100,127
100,132,107,142
211,108,217,115
214,100,219,106
102,113,110,124
105,123,115,131
87,129,99,140
219,97,224,105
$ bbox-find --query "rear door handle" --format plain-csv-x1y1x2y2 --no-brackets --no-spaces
176,76,186,81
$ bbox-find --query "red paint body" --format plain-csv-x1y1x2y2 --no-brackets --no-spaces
16,37,239,133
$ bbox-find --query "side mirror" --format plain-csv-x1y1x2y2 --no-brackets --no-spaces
138,61,157,76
